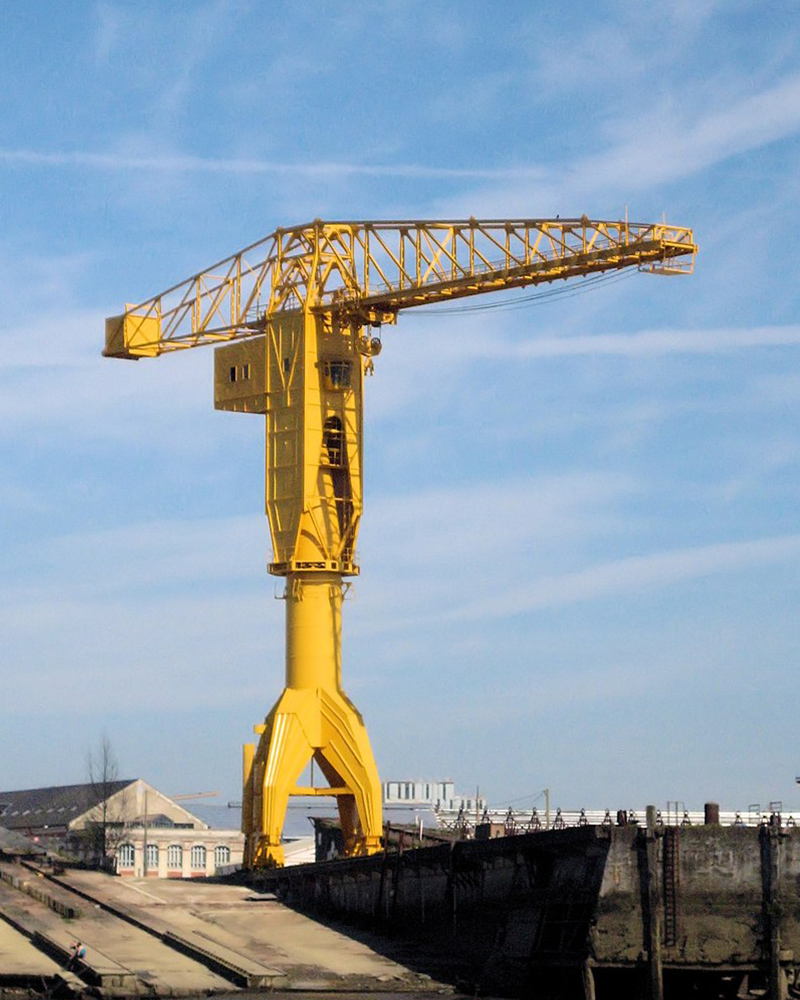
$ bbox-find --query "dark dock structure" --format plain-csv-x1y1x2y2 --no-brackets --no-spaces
252,808,800,1000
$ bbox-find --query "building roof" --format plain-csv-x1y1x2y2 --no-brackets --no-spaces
0,780,135,831
0,825,47,856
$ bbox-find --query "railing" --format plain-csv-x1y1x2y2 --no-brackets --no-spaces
435,805,798,836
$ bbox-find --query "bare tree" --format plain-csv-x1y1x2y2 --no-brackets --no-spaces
85,734,126,867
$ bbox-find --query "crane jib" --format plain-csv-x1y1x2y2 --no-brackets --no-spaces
103,218,696,359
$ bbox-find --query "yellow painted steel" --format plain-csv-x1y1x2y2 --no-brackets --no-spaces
104,309,161,359
103,218,697,359
104,217,697,868
238,309,376,865
244,574,381,866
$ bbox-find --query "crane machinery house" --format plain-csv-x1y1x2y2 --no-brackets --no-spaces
105,218,697,867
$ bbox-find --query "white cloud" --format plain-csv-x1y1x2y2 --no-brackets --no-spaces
93,3,123,65
436,70,800,214
512,325,800,358
360,472,637,570
0,591,280,714
14,514,267,594
399,318,800,361
751,372,800,406
454,532,800,622
0,147,547,182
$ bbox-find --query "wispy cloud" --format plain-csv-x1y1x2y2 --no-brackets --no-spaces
14,514,267,595
362,317,800,425
361,471,638,568
93,3,123,65
0,590,279,714
400,321,800,360
513,325,800,358
454,532,800,622
0,147,546,182
437,69,800,213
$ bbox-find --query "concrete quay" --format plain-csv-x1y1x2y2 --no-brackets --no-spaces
0,861,448,997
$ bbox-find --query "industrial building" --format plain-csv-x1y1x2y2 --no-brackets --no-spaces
382,778,485,815
0,779,243,878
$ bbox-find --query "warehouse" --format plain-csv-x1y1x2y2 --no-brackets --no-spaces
0,779,243,878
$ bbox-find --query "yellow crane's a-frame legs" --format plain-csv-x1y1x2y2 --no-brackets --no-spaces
242,573,382,867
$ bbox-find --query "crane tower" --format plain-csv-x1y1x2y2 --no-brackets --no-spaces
105,217,696,867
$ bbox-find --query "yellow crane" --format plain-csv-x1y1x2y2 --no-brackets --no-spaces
105,217,697,867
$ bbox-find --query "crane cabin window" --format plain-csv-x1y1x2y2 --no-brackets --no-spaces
322,360,351,390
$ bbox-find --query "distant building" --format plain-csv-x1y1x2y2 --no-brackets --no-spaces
0,779,243,878
382,779,485,817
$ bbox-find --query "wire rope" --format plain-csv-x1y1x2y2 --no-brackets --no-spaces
404,266,638,317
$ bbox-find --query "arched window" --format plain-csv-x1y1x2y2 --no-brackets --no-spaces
214,845,231,867
167,844,183,869
190,844,206,870
118,843,135,868
145,843,158,870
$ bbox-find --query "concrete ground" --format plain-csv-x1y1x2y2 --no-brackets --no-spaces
0,916,64,976
0,874,231,993
59,869,430,988
0,863,449,994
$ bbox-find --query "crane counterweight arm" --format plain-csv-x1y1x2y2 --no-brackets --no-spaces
104,217,697,359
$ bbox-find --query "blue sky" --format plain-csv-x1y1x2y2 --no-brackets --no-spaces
1,1,799,818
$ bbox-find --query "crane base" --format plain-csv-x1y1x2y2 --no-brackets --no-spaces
243,685,382,869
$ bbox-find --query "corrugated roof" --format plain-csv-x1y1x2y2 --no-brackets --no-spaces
0,781,135,830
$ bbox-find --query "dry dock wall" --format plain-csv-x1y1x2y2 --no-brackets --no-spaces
257,822,800,999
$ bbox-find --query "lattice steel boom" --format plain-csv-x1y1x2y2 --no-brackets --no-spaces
104,216,696,867
104,218,695,358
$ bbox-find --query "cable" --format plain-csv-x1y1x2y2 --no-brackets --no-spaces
487,789,548,809
405,266,636,317
422,267,634,314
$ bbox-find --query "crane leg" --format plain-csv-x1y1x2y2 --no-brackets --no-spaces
248,691,315,868
242,573,383,867
242,686,382,866
317,687,382,856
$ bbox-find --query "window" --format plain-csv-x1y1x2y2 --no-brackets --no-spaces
145,844,158,870
190,844,206,870
229,366,237,383
322,359,352,390
214,845,231,867
118,843,135,868
242,363,251,380
167,844,183,869
323,416,345,467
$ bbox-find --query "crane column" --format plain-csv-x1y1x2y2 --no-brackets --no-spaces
227,309,383,867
